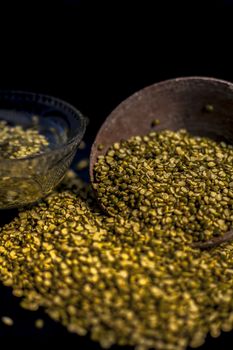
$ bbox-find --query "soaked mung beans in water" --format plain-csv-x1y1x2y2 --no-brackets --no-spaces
0,120,49,159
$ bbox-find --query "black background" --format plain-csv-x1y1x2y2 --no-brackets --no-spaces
0,0,233,349
0,0,233,137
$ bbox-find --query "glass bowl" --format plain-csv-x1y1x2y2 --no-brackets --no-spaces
0,90,87,209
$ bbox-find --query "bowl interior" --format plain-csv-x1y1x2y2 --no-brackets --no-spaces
0,91,86,151
90,77,233,180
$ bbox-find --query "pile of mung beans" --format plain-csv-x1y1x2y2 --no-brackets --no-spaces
0,128,233,350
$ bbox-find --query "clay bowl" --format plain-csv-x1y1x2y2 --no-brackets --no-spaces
90,76,233,248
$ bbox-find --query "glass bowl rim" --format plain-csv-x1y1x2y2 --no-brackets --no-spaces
0,90,87,164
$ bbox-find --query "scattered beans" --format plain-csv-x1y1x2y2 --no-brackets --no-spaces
0,129,233,350
1,316,14,326
35,319,44,329
76,159,89,171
